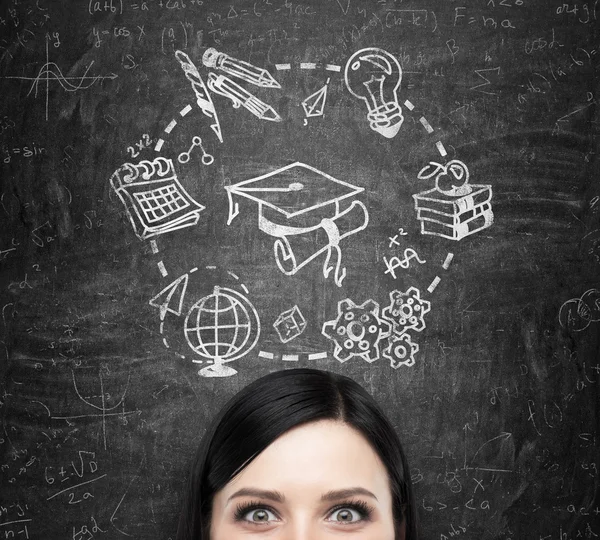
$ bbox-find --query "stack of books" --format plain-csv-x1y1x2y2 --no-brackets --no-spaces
413,184,493,241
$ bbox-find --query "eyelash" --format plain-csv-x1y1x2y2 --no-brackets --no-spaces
233,499,375,525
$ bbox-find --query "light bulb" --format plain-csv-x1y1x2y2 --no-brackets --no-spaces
344,48,403,139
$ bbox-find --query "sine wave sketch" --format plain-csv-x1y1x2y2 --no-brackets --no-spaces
0,40,117,121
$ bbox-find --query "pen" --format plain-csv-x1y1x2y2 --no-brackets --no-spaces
175,50,224,143
207,73,282,122
203,48,281,89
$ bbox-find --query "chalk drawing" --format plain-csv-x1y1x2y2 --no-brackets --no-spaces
383,333,419,368
149,274,189,320
165,119,177,134
382,286,431,336
443,252,455,269
184,286,261,377
427,276,441,293
419,116,434,133
383,248,426,279
157,261,168,277
413,160,493,240
207,73,282,122
225,162,368,286
258,351,328,361
202,48,280,88
0,39,117,121
344,48,403,138
110,157,204,240
322,298,392,363
51,370,139,451
559,289,600,333
275,62,341,72
273,305,307,343
388,228,409,247
178,136,214,165
436,141,448,157
174,50,223,142
302,79,329,121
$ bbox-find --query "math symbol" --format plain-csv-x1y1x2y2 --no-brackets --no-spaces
178,136,214,165
383,248,426,279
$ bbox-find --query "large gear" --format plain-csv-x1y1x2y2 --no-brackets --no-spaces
382,286,431,336
322,298,392,363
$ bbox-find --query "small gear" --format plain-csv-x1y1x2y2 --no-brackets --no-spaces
382,286,431,335
322,298,392,363
383,333,419,368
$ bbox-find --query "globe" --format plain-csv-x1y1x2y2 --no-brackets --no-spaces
184,286,260,377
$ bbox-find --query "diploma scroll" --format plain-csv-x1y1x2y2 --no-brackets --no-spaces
258,200,369,287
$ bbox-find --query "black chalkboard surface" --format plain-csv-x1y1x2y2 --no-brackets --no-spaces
1,0,599,538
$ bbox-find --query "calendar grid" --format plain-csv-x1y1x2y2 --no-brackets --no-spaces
134,184,190,224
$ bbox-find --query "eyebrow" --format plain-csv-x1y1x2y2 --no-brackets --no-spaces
227,487,378,504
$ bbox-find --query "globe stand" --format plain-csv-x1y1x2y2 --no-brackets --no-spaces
198,361,238,378
185,286,261,378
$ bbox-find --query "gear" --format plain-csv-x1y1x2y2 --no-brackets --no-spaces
383,333,419,368
322,298,392,363
382,286,431,335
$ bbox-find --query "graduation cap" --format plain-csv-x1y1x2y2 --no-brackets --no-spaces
225,162,369,286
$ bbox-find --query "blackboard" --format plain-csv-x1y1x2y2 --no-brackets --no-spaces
1,0,599,538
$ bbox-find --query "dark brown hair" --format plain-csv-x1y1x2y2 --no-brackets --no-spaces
176,368,418,539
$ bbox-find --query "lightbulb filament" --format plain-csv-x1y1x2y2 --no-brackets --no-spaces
363,75,386,110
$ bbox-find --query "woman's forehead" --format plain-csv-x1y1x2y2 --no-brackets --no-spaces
221,420,391,498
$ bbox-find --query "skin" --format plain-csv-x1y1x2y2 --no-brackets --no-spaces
210,419,404,540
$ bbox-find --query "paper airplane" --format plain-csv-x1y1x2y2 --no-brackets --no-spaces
149,273,189,320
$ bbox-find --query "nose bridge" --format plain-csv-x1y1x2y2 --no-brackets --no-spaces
283,511,320,540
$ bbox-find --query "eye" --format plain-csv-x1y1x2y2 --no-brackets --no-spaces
327,501,374,524
234,502,279,525
329,507,362,523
